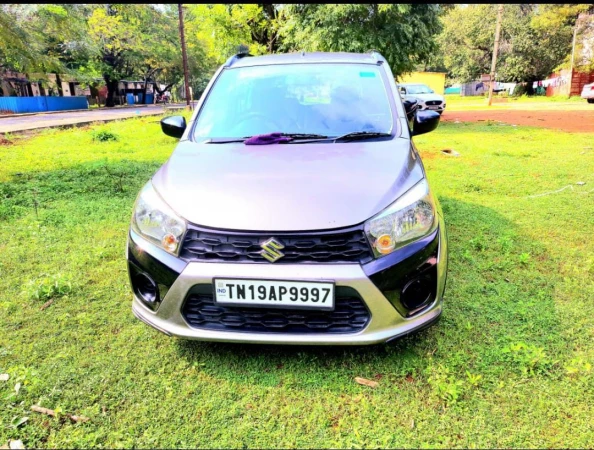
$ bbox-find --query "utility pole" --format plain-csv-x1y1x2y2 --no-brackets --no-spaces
487,4,503,106
569,14,584,98
178,3,191,109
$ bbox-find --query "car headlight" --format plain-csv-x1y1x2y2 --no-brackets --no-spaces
364,178,437,258
131,182,187,255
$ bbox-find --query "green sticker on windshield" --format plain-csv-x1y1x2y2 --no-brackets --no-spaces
359,72,376,78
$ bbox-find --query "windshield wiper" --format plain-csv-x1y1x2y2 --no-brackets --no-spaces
281,133,329,140
333,131,392,142
204,137,247,144
205,133,329,144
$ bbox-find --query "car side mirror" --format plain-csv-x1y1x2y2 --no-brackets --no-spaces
160,115,187,139
412,110,440,136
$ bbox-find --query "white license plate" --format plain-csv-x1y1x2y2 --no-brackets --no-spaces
213,278,335,310
427,105,440,110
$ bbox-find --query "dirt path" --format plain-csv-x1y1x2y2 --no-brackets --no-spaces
442,109,594,133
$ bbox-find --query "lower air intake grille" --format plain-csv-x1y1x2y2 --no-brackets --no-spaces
182,285,370,334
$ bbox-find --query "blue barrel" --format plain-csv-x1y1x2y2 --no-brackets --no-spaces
126,93,134,105
137,93,144,104
145,93,154,104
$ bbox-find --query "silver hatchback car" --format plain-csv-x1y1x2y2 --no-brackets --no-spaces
127,51,448,345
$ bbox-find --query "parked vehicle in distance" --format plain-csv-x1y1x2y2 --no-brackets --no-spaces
156,92,170,104
581,83,594,103
127,51,448,345
398,83,446,114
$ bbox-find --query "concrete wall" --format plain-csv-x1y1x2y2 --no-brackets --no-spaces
398,72,447,95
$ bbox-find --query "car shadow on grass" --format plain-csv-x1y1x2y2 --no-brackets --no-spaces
174,197,564,388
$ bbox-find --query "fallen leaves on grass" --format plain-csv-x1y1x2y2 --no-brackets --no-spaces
69,415,90,424
355,377,379,388
30,406,55,417
30,405,90,423
40,300,54,311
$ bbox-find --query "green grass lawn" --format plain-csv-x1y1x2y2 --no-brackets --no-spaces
1,116,593,448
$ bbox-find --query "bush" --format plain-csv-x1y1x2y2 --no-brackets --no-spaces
91,129,119,142
24,273,74,301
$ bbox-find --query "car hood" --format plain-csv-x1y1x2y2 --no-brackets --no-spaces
152,138,425,231
410,93,444,102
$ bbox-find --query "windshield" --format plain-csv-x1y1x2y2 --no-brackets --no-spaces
404,85,433,94
193,63,393,140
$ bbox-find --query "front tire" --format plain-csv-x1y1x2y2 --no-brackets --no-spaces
588,99,594,104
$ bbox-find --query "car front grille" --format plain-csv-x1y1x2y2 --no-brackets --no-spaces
180,224,373,264
182,285,370,334
425,100,442,106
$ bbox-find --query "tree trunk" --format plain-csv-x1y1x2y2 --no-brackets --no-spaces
526,77,539,96
143,78,148,105
104,75,119,107
54,72,63,97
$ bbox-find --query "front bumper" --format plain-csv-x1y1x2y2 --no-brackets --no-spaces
418,103,446,113
128,218,448,346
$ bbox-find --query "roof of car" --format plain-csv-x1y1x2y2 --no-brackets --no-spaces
225,51,386,68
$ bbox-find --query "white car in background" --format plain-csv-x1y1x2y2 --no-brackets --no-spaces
398,83,446,114
580,83,594,103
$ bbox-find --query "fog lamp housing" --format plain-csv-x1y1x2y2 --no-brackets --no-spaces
128,261,166,311
400,275,434,312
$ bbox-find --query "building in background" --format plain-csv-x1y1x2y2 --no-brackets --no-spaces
117,80,155,105
0,71,91,98
0,71,91,113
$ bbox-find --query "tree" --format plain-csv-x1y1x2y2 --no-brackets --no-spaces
0,4,89,74
276,4,442,77
86,4,194,106
534,5,594,74
185,4,267,66
249,4,282,53
438,4,591,85
87,4,146,106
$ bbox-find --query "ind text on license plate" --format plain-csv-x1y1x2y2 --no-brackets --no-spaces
214,278,335,310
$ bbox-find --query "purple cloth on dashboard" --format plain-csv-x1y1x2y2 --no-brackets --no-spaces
244,132,292,145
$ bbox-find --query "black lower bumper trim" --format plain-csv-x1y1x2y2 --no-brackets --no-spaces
385,311,442,344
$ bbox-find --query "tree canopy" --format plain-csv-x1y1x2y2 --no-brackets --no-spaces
277,4,442,77
1,3,593,102
438,4,592,84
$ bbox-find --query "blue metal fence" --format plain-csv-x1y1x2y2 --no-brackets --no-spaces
0,96,89,114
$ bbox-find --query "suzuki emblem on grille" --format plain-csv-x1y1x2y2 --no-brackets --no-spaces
260,238,285,263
